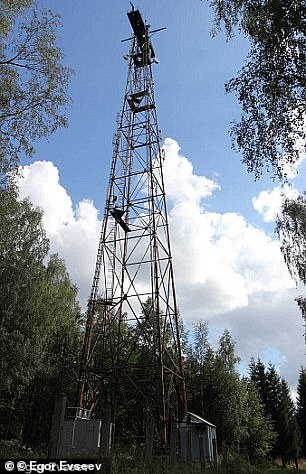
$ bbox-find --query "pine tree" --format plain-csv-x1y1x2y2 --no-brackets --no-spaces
297,367,306,456
249,358,269,409
278,379,301,467
250,360,301,466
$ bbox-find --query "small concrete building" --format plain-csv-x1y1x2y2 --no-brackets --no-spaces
59,419,102,458
58,407,113,459
180,412,217,463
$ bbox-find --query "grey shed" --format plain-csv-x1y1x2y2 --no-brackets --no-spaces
180,412,217,463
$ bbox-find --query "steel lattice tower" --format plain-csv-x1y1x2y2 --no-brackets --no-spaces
77,8,187,447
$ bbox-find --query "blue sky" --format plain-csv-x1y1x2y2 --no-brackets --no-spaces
17,1,306,389
32,1,271,222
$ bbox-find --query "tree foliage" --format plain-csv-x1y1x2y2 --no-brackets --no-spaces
0,188,82,443
0,0,33,39
88,299,187,443
250,359,301,466
0,1,77,444
0,1,72,183
276,193,306,285
208,0,306,179
0,188,49,397
297,367,306,456
239,378,275,463
185,323,274,461
276,193,306,332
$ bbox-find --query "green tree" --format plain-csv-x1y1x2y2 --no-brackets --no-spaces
0,188,82,443
186,326,240,448
214,329,242,448
239,378,275,463
208,0,306,179
185,320,214,418
297,367,306,456
276,193,306,335
277,379,301,467
22,255,82,445
0,1,33,39
0,1,72,183
84,299,157,443
276,193,306,285
0,188,49,401
186,325,274,460
249,358,269,408
250,360,301,466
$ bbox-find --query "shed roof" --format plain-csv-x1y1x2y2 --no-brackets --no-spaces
182,412,216,427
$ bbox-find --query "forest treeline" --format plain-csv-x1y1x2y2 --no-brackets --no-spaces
1,186,306,468
0,188,82,446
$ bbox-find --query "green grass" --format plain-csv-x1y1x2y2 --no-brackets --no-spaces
100,453,306,474
1,443,306,474
96,453,306,474
0,441,47,459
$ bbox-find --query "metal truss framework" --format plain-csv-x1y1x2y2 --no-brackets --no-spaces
77,9,187,446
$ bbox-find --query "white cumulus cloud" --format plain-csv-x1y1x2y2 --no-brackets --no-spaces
252,184,299,223
17,161,101,308
162,140,294,322
163,138,219,204
16,141,304,387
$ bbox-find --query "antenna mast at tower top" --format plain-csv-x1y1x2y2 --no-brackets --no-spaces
77,7,187,447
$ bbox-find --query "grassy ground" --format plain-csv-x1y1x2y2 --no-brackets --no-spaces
97,454,306,474
1,443,306,474
105,455,306,474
